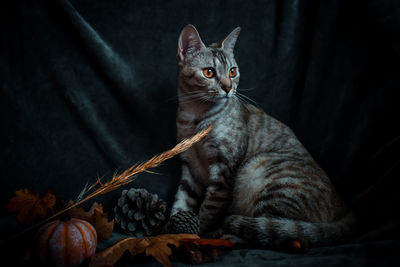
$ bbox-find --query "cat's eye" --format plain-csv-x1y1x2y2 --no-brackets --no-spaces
203,68,215,78
229,67,237,78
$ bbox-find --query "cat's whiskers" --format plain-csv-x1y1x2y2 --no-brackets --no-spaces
208,90,220,99
178,91,218,105
179,93,205,99
167,90,206,103
179,90,206,96
179,97,206,105
237,87,255,92
236,92,260,107
234,94,251,112
178,91,207,100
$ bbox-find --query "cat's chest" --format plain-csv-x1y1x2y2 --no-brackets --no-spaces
203,123,239,158
178,101,248,181
181,123,246,184
198,119,248,173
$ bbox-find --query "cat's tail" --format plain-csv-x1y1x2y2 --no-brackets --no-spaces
223,211,356,247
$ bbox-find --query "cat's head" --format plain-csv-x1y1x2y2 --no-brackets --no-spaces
177,24,241,102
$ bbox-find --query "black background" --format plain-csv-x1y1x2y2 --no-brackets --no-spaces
1,0,399,265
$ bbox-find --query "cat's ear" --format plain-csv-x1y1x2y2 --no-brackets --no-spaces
178,24,206,61
221,27,241,53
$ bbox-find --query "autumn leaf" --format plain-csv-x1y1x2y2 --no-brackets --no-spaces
181,238,235,247
173,238,235,264
68,201,114,239
89,234,199,267
5,189,56,225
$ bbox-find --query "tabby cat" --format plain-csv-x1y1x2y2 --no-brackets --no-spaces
170,24,355,247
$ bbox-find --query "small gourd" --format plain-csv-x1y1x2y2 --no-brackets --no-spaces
35,218,97,267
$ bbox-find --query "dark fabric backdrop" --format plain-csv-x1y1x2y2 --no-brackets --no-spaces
1,0,399,265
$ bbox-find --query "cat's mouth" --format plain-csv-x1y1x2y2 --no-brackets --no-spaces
221,88,235,99
206,88,235,102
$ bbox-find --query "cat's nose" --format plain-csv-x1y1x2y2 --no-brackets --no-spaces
220,77,232,93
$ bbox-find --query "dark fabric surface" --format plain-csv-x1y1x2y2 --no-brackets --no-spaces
1,0,399,265
96,232,398,266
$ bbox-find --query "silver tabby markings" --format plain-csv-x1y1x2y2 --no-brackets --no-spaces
171,24,355,247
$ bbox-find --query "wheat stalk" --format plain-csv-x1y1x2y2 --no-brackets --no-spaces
73,123,213,203
4,124,212,242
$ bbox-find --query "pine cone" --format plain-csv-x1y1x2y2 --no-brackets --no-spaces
165,211,200,234
114,188,166,237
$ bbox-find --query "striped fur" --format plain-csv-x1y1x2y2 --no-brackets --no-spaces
171,25,355,247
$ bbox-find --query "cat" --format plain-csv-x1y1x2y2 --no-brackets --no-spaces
170,24,356,247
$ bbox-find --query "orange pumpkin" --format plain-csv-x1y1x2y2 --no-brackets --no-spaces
35,218,97,267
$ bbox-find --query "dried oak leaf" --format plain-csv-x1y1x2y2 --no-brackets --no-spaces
68,201,114,239
174,238,235,264
89,234,199,267
5,189,56,225
183,238,235,247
